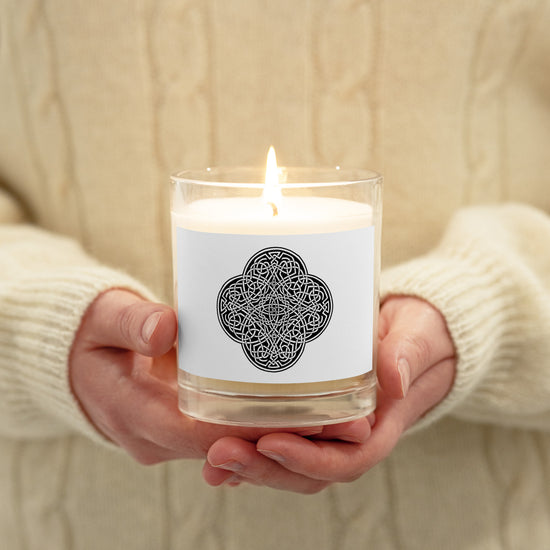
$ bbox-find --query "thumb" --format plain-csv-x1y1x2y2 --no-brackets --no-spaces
377,297,455,399
81,289,177,356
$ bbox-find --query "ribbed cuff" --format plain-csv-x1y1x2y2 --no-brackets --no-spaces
380,245,515,432
0,264,156,448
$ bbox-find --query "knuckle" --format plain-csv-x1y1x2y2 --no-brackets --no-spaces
130,449,163,466
333,467,364,484
129,362,151,385
383,414,404,444
119,304,139,346
377,420,404,462
94,391,135,440
324,455,365,484
300,481,331,495
98,411,129,441
342,469,366,483
403,333,432,367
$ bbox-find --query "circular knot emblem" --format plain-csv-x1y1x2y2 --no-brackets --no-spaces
217,247,333,372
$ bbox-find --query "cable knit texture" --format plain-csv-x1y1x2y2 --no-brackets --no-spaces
0,225,156,445
1,1,550,549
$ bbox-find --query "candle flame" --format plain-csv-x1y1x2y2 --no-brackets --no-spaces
263,146,282,216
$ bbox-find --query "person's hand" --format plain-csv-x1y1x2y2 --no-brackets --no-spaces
69,289,371,464
202,296,456,493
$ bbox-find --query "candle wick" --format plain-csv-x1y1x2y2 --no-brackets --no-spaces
268,202,278,216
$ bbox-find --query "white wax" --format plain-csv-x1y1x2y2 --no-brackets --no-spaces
171,196,373,234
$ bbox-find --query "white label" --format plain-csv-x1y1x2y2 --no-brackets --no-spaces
176,227,375,383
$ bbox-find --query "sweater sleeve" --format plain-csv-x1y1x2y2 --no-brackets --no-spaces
0,191,157,444
381,202,550,432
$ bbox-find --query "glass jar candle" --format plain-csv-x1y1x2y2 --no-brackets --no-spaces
170,153,382,427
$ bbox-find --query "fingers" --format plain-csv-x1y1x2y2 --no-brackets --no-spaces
313,417,372,443
374,357,456,433
202,419,373,491
204,437,330,494
204,430,380,490
223,357,455,487
201,418,373,492
97,360,330,462
81,289,177,356
253,433,378,484
377,296,455,399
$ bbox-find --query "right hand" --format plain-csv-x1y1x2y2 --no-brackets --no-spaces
202,296,455,493
69,289,371,467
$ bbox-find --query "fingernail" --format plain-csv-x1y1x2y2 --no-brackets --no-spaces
296,427,323,437
257,449,286,463
212,460,244,473
397,357,410,397
142,312,162,343
338,434,364,444
224,474,243,487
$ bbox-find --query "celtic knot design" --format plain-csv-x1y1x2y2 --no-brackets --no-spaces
217,247,333,372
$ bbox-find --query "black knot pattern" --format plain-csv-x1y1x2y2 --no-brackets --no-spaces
217,247,333,372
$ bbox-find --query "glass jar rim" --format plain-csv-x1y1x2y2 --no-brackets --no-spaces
170,166,382,189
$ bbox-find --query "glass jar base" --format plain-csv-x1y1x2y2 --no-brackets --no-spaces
178,377,377,427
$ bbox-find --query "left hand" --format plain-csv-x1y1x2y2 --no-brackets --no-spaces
202,296,456,493
69,289,364,464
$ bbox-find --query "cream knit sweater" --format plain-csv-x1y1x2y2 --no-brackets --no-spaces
1,1,550,548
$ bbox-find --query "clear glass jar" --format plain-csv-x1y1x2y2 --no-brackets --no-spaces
171,166,382,427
